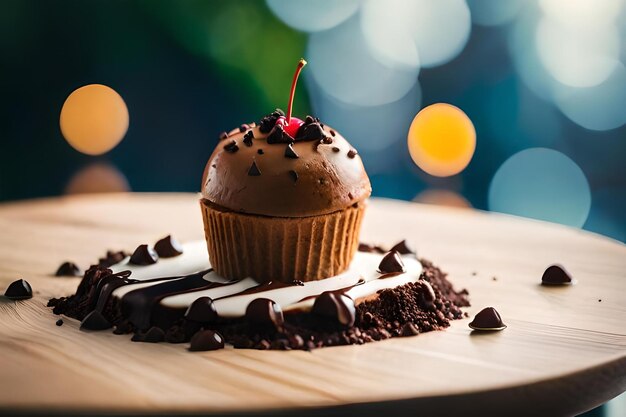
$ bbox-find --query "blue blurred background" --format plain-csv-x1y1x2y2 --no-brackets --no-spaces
0,1,625,414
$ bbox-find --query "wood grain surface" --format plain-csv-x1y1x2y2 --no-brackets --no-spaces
0,193,624,416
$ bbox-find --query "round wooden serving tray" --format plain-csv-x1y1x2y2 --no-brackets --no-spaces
0,193,624,416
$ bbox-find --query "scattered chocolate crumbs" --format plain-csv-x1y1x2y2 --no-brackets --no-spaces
55,261,81,277
218,131,228,140
347,149,357,159
224,140,239,153
154,235,183,258
56,319,64,326
541,264,573,285
4,279,32,300
378,251,406,274
243,130,254,147
259,109,284,133
468,307,506,331
257,149,264,155
129,244,158,265
332,147,340,153
288,170,298,183
189,329,224,351
400,322,419,337
284,143,299,159
248,161,261,176
292,280,304,286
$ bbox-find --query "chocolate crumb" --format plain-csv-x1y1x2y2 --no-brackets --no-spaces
56,319,64,326
471,271,477,276
259,109,284,133
55,261,81,277
347,149,357,159
469,307,506,331
80,310,112,331
332,147,340,153
492,276,498,281
189,329,224,351
378,251,406,274
400,322,419,337
243,130,254,147
224,140,239,153
541,264,573,285
257,149,264,155
288,170,298,183
4,279,33,300
219,131,228,140
358,243,387,254
321,136,333,144
129,244,158,266
598,299,602,302
330,129,336,137
154,235,183,258
292,280,305,286
284,143,299,159
248,161,261,176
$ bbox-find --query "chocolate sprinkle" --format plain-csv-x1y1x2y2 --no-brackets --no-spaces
245,298,284,329
330,129,336,137
154,235,183,258
219,131,228,140
4,279,33,300
541,264,573,285
189,329,224,351
55,261,81,277
243,130,254,147
332,147,340,153
259,109,284,133
288,170,298,183
347,149,357,159
284,143,299,159
320,136,333,144
224,140,239,153
390,240,415,256
129,244,158,266
312,292,356,327
56,319,64,326
248,161,261,176
80,310,112,331
185,297,218,323
257,149,264,155
468,307,506,331
400,322,419,337
378,251,406,274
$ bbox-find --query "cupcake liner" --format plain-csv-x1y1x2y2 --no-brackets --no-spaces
200,200,365,283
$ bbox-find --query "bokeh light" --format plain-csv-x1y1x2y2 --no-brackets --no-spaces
467,0,524,26
408,103,476,177
413,189,471,208
307,16,419,106
60,84,129,155
266,0,359,33
538,0,624,26
488,148,591,227
65,163,130,195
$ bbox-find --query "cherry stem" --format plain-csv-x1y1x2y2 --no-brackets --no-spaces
286,58,307,124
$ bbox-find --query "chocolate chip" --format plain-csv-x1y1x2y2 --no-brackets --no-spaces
267,124,294,144
4,279,32,300
321,136,333,144
224,140,239,153
80,310,112,331
189,329,225,351
56,319,64,326
417,280,436,302
400,322,419,337
288,170,298,183
284,143,299,159
243,130,254,147
304,115,315,125
129,244,158,265
259,109,284,133
185,297,218,323
248,161,261,176
468,307,506,331
55,261,81,277
98,250,127,268
332,147,340,153
390,240,415,256
330,129,336,137
347,149,357,159
312,292,356,327
219,131,228,140
257,149,264,155
142,326,165,343
378,251,406,274
239,124,250,132
245,298,284,329
289,334,304,349
295,122,325,141
358,243,387,254
541,264,573,285
154,235,183,258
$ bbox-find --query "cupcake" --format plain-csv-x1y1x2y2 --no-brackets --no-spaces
200,59,371,283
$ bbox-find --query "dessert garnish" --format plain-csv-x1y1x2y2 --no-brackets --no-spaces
55,261,81,277
189,330,224,352
223,140,238,153
56,319,64,326
378,251,406,274
242,130,254,147
541,264,573,285
80,310,112,331
98,250,128,268
311,291,356,328
284,143,299,159
347,149,357,159
129,244,158,265
154,235,183,258
4,279,33,300
400,322,420,337
390,239,415,256
245,298,284,329
468,307,506,331
185,296,218,323
247,161,261,176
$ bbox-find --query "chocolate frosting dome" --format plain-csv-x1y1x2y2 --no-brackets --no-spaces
201,116,371,217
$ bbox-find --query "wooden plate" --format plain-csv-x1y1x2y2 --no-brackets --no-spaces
0,193,624,416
